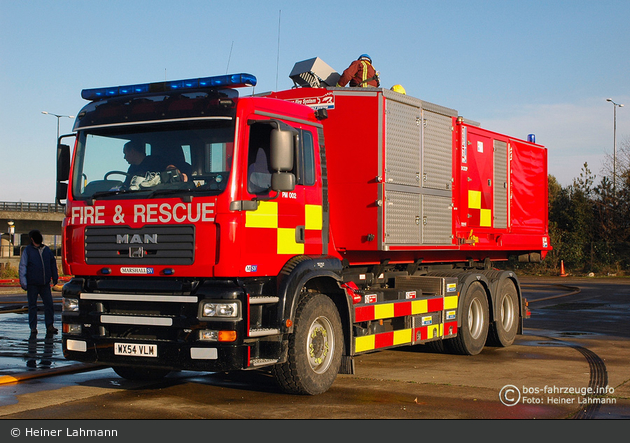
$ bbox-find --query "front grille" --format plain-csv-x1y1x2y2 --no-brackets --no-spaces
85,225,195,265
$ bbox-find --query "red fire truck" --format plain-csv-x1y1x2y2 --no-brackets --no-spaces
57,58,550,394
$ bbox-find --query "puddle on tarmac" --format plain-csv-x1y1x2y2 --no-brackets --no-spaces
0,312,68,371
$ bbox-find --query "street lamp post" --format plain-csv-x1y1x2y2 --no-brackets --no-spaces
7,221,14,257
606,98,624,193
41,111,74,142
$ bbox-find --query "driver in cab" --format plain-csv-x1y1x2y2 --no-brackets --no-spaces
122,141,167,189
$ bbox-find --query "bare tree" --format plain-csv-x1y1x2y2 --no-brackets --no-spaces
600,135,630,183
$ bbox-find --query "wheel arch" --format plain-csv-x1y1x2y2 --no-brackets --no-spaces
276,255,350,336
276,255,354,371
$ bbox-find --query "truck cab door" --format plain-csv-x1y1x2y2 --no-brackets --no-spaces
242,121,323,276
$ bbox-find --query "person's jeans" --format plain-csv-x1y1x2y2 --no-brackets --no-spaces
27,284,54,331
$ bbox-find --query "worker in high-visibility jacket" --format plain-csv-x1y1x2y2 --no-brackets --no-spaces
337,54,380,87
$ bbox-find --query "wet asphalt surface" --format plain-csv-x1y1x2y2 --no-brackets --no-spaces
0,277,628,420
0,289,89,381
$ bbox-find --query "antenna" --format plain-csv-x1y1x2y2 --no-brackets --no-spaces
226,41,234,74
276,10,281,90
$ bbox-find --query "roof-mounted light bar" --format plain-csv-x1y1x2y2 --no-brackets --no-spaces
81,73,257,101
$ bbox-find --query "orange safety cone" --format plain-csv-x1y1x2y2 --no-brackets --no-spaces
560,260,567,277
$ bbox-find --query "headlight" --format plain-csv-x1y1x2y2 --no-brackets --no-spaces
201,302,239,319
63,298,79,312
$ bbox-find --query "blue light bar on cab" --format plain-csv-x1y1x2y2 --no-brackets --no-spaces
81,73,257,101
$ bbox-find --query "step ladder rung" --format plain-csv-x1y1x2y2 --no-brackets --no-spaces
249,296,280,305
248,327,280,337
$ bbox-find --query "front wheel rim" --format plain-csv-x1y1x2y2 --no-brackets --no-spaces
307,316,335,374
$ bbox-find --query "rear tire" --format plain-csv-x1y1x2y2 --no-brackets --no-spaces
445,281,489,355
488,278,519,347
112,366,170,381
272,292,342,395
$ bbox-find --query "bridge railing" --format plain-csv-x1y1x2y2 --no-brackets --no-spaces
0,202,65,213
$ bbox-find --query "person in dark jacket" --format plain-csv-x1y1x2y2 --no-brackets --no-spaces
19,229,59,336
122,141,168,188
336,54,380,88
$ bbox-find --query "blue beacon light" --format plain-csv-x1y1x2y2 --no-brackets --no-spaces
81,73,257,101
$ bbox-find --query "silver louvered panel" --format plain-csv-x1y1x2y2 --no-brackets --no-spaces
422,111,453,191
85,225,195,265
385,100,421,186
494,140,508,229
421,194,453,245
384,190,420,245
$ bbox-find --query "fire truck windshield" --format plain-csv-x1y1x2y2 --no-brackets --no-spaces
72,120,235,201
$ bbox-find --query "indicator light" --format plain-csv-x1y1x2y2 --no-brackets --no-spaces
199,330,237,342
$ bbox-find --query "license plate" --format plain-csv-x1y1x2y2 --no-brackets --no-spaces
114,342,158,357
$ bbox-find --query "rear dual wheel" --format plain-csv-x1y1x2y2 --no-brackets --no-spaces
488,278,519,347
445,281,489,355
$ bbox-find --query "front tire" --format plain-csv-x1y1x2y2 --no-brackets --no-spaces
445,281,489,355
272,292,342,395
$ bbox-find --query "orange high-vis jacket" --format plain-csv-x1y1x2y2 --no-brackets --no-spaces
337,60,379,87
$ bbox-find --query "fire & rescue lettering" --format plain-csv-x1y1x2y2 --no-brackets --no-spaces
70,203,215,225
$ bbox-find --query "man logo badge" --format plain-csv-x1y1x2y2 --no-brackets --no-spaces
129,246,144,258
117,234,158,244
116,234,157,259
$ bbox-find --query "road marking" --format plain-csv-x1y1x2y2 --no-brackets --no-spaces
0,375,19,385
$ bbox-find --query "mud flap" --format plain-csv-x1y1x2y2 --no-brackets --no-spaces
339,355,355,375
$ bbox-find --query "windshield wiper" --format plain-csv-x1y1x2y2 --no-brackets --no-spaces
147,188,195,202
86,188,135,205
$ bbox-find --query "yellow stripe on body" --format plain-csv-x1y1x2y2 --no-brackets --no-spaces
355,335,375,353
444,295,458,310
277,228,304,255
374,303,394,320
468,190,481,209
393,329,412,346
480,208,492,227
354,329,413,353
427,324,443,340
305,204,322,230
411,299,429,315
245,201,278,228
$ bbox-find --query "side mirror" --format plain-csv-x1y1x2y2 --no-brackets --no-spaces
57,143,70,182
56,136,74,206
271,172,296,192
270,127,296,192
56,182,68,206
270,128,294,171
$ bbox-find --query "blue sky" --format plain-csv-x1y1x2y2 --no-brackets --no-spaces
1,0,628,202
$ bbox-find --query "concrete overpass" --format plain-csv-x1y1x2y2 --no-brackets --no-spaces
0,201,64,235
1,202,64,261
